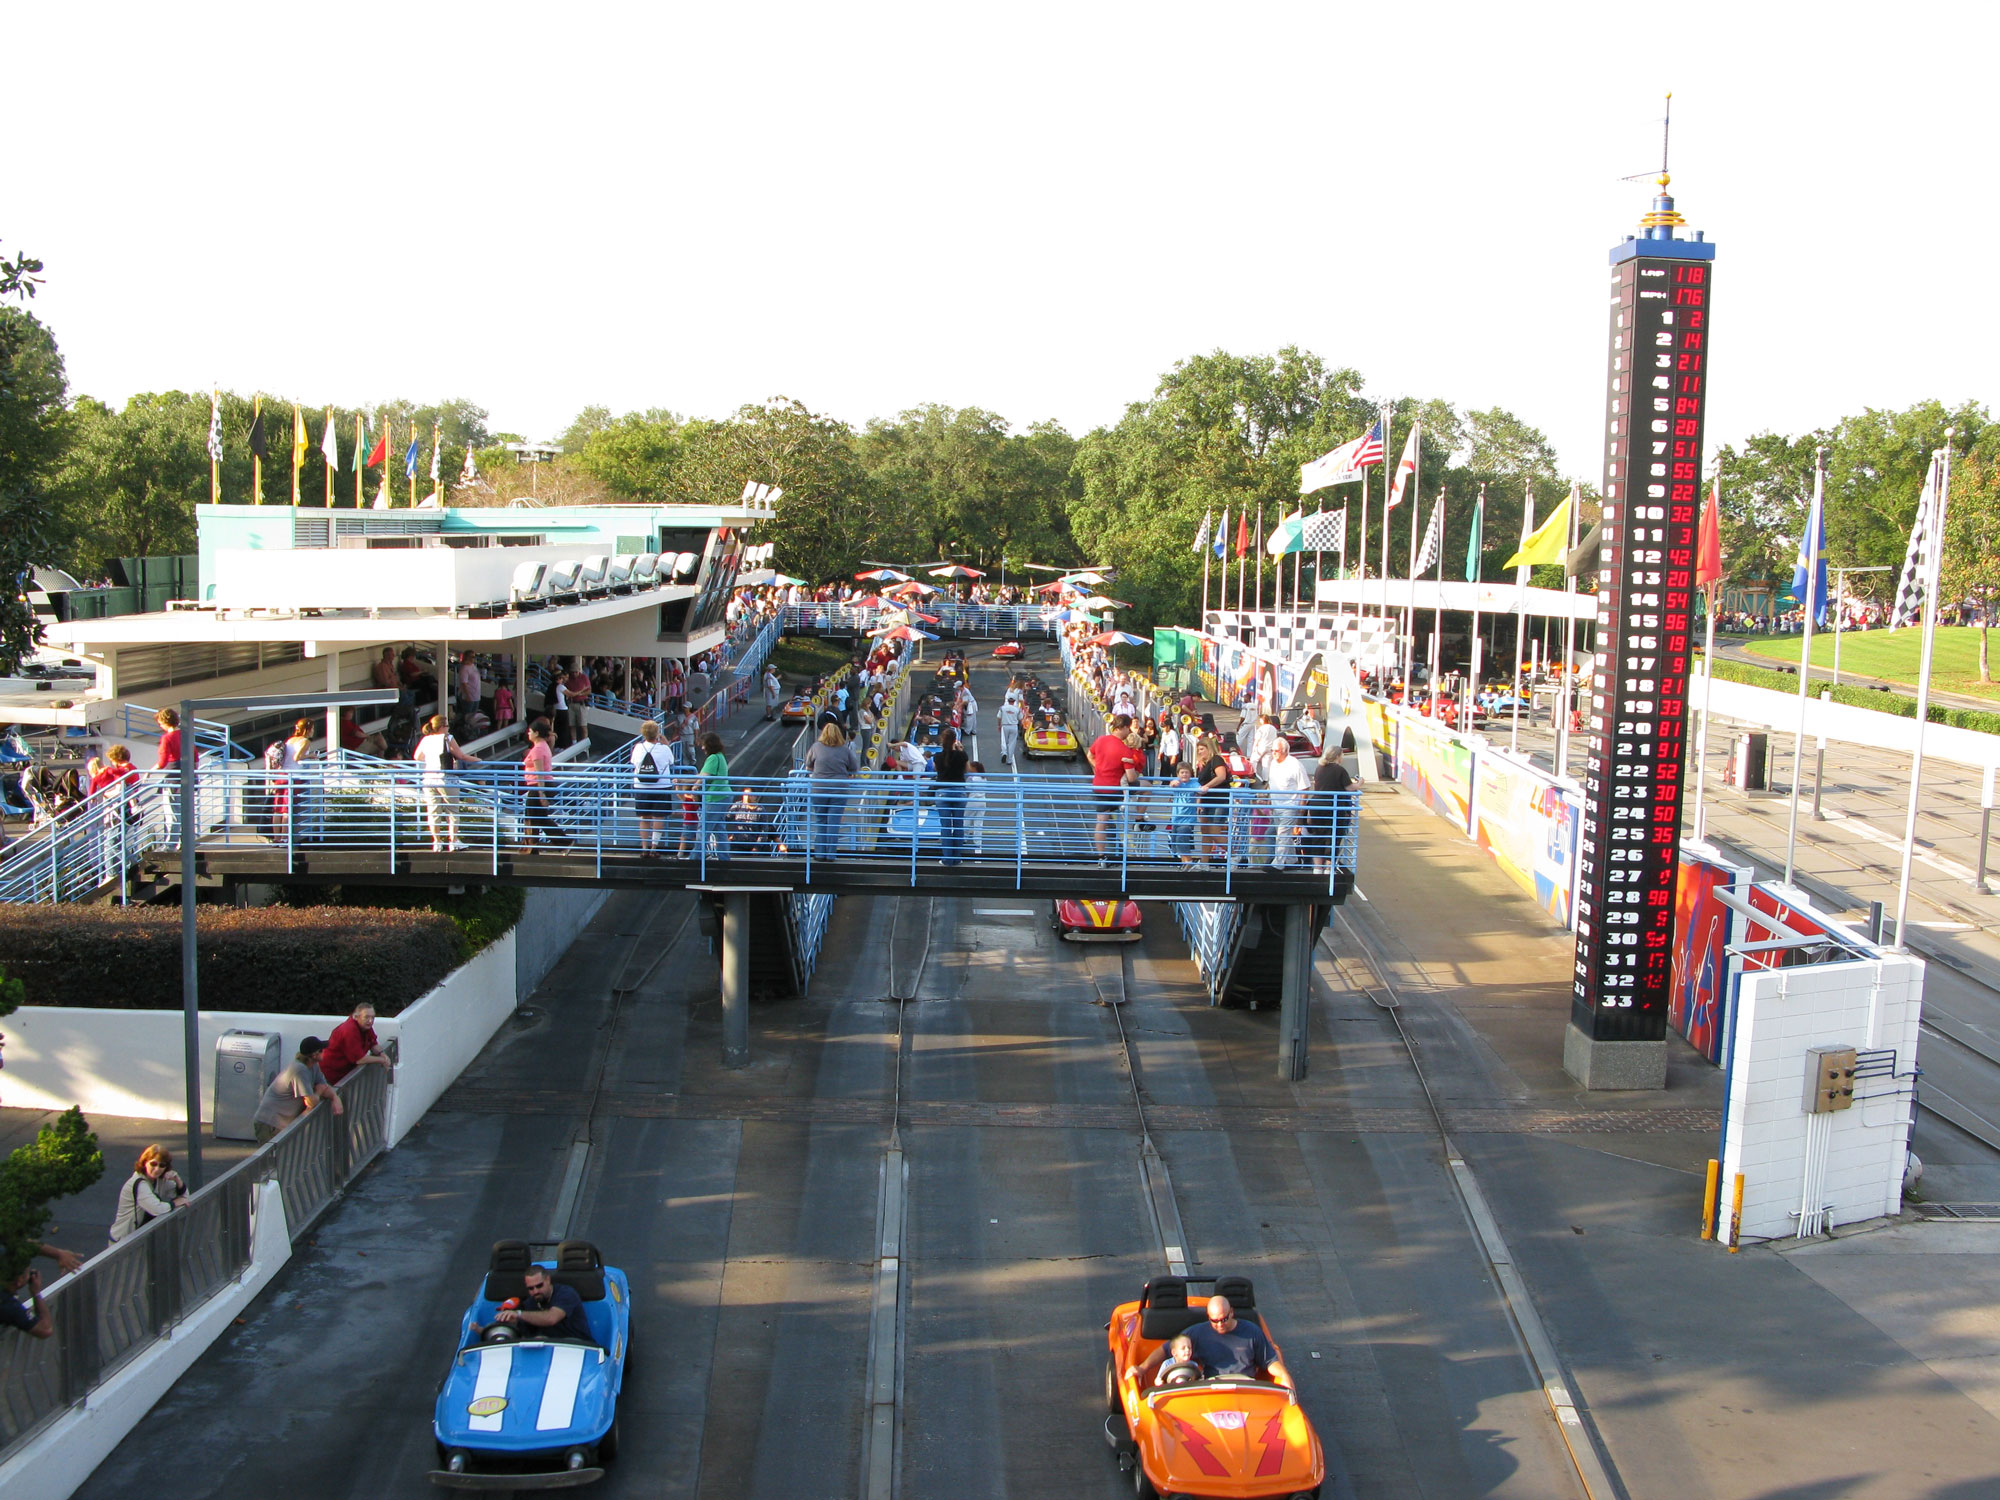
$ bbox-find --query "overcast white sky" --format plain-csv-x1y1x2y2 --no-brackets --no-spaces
11,2,1995,478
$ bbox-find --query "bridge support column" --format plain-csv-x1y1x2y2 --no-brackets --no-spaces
1278,902,1313,1081
721,891,751,1067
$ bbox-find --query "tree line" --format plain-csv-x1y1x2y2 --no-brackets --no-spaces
4,238,1993,654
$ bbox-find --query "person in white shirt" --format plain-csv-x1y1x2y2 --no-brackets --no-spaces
997,687,1024,768
1263,738,1312,869
413,714,478,851
1245,714,1280,782
966,760,988,855
630,721,676,857
957,687,979,761
762,666,783,721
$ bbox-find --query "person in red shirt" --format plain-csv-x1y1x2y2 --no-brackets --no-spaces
320,1003,390,1086
89,744,140,797
153,707,183,771
1088,714,1144,865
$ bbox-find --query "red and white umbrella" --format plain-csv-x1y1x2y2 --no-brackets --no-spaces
871,624,938,641
927,564,985,579
856,567,911,582
1087,630,1152,648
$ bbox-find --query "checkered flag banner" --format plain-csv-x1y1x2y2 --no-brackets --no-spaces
1300,509,1346,552
1192,510,1211,554
1890,454,1941,630
1413,498,1445,576
206,389,223,465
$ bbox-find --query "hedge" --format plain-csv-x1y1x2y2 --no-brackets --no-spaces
1700,654,2000,736
0,904,466,1014
275,885,526,964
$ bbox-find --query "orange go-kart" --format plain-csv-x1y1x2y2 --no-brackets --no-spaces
1103,1275,1324,1499
992,640,1025,658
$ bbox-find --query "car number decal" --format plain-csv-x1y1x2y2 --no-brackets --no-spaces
467,1396,509,1418
1206,1410,1246,1429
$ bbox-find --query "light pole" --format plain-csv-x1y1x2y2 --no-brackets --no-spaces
1829,565,1893,685
177,688,399,1187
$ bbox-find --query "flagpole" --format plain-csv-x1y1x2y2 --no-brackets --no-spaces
289,405,301,507
1403,434,1420,699
353,412,363,508
1693,474,1722,842
1200,513,1212,631
1430,498,1446,719
1469,483,1484,705
1894,437,1955,949
1358,467,1371,601
1783,449,1828,888
252,395,263,507
1554,482,1580,776
408,423,418,508
1254,504,1264,613
1512,485,1533,755
209,387,220,505
322,405,333,508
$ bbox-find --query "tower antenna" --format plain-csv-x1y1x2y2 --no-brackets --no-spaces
1660,91,1672,183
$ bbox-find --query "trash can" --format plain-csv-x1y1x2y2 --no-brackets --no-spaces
214,1030,282,1141
1730,731,1768,792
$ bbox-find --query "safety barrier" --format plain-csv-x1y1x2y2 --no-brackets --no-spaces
1174,900,1249,1003
0,1063,387,1463
163,760,1359,895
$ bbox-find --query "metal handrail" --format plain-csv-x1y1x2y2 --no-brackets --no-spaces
0,1061,388,1462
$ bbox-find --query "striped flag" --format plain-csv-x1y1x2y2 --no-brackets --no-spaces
1891,455,1941,630
1192,510,1211,554
1413,497,1445,575
1300,421,1385,494
1385,425,1420,511
206,389,223,464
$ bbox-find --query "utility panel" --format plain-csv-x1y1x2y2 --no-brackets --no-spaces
1804,1045,1858,1113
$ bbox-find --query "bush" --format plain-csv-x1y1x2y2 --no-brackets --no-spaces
1701,654,2000,736
0,904,465,1014
275,884,525,963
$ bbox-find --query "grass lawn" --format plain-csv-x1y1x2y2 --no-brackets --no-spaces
767,637,856,681
1741,626,2000,700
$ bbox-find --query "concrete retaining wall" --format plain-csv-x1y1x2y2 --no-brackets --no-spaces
516,885,610,997
3,932,517,1149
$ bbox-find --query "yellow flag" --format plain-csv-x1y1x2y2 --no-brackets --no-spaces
291,405,308,471
1504,496,1573,570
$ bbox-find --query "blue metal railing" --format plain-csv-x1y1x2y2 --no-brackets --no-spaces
1174,900,1250,1003
50,760,1357,896
782,602,1054,639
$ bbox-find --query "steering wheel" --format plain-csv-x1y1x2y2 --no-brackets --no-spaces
1157,1361,1203,1387
481,1322,521,1345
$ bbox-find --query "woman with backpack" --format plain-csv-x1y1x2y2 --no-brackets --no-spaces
108,1144,188,1243
413,714,478,852
631,720,676,858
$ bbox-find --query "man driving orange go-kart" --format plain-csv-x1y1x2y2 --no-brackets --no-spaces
1103,1274,1324,1498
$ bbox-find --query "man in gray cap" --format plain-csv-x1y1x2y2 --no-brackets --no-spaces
253,1036,345,1143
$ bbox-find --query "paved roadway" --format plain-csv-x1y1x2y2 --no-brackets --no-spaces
76,647,1595,1500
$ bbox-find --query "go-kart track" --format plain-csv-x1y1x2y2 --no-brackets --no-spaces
68,649,1609,1499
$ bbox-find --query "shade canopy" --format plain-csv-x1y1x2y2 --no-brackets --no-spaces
1087,630,1151,647
927,564,985,578
856,567,911,582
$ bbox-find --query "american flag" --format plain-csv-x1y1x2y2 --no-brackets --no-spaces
1890,453,1942,630
1299,421,1385,495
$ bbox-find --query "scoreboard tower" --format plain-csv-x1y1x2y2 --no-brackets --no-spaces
1563,176,1715,1090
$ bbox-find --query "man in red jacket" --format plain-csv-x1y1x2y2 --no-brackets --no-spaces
320,1003,391,1087
1089,714,1144,865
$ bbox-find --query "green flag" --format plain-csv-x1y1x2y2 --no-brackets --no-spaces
1465,489,1484,581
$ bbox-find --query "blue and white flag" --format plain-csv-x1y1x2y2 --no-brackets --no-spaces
1213,506,1228,560
404,436,422,479
1791,483,1828,626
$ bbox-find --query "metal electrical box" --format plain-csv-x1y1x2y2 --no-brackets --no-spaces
1804,1045,1858,1113
1731,732,1769,792
214,1030,282,1140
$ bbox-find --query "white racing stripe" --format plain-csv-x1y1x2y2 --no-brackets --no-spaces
469,1345,513,1432
536,1344,588,1431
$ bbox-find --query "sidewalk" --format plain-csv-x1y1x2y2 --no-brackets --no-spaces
1339,784,2000,1498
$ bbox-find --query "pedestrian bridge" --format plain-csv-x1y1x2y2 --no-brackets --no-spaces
21,761,1356,903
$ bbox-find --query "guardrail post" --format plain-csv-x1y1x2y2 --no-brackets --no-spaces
146,1212,184,1334
1279,902,1313,1081
56,1263,102,1408
721,892,750,1067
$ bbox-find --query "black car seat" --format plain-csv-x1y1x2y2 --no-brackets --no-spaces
1138,1275,1204,1341
553,1239,607,1301
484,1240,532,1303
1213,1275,1256,1314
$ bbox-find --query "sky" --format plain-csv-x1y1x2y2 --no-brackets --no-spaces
11,1,1997,480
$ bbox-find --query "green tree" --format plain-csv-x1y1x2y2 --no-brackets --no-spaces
50,393,205,572
0,963,103,1287
0,243,65,671
1939,438,2000,680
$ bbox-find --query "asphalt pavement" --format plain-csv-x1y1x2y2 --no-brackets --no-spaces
64,643,2000,1500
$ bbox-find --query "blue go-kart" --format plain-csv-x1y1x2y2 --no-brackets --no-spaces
432,1240,630,1490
